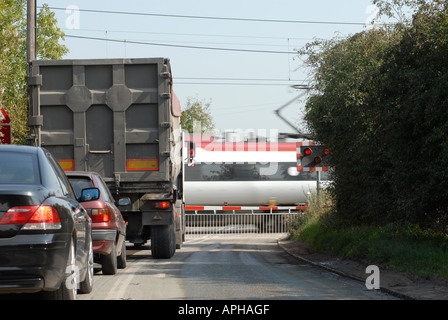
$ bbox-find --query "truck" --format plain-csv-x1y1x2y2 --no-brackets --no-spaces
28,58,186,259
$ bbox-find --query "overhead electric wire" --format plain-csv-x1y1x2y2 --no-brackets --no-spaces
61,28,308,53
61,27,312,42
174,77,306,81
174,77,311,86
65,34,298,54
214,101,288,111
87,37,295,48
48,6,367,26
211,99,304,116
175,82,299,86
212,102,295,116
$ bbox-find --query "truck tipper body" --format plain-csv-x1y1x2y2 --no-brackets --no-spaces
28,58,185,258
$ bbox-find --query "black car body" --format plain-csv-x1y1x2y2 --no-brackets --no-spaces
0,145,96,299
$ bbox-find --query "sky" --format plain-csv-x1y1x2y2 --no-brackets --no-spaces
36,0,380,139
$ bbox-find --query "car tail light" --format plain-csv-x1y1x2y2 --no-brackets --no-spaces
23,206,61,230
0,205,61,230
151,201,171,209
0,207,35,225
91,208,111,222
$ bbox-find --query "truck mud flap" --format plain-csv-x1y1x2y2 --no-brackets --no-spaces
142,211,173,226
125,212,149,246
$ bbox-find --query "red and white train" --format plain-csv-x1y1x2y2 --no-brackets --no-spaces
183,139,329,212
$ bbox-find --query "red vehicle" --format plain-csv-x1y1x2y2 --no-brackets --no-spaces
67,171,129,275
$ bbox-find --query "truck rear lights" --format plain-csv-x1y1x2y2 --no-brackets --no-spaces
126,159,159,171
0,205,61,230
151,201,171,209
91,208,111,222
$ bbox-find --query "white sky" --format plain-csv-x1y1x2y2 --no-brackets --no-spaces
36,0,380,137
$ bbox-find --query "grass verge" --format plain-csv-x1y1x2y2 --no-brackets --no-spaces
290,191,448,281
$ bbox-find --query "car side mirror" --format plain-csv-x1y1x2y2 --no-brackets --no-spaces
117,197,131,206
80,188,100,202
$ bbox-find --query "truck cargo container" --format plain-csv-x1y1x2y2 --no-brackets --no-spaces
28,58,185,258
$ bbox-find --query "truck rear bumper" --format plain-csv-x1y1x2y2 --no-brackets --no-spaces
122,210,175,245
142,210,173,226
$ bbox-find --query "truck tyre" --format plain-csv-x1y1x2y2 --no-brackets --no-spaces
151,223,175,259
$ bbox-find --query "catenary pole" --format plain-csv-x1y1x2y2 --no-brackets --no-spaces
27,0,40,146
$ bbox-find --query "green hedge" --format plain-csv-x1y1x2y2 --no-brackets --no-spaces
302,2,448,229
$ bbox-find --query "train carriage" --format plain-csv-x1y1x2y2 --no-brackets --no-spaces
184,141,329,211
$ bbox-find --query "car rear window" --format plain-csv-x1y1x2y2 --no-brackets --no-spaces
0,152,40,184
68,176,95,200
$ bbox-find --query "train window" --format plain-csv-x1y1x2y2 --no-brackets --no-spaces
185,162,330,182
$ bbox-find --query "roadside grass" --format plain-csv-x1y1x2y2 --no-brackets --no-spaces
290,191,448,281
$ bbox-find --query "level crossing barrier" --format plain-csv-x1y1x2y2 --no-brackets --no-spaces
185,205,305,238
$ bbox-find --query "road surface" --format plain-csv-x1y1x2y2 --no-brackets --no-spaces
78,237,396,300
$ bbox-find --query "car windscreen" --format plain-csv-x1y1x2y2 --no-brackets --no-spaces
68,176,95,200
0,152,40,184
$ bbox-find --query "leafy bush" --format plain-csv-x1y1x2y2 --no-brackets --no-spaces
300,0,448,230
0,2,67,144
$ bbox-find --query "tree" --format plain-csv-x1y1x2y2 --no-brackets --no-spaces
0,2,67,144
180,97,215,133
375,0,448,228
300,0,448,229
300,29,401,225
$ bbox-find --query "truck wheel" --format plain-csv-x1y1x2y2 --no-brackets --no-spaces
151,223,175,259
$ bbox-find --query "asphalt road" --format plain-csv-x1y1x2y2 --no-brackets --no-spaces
78,237,397,300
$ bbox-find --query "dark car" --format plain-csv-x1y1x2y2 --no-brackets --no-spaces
0,145,97,300
66,171,128,275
